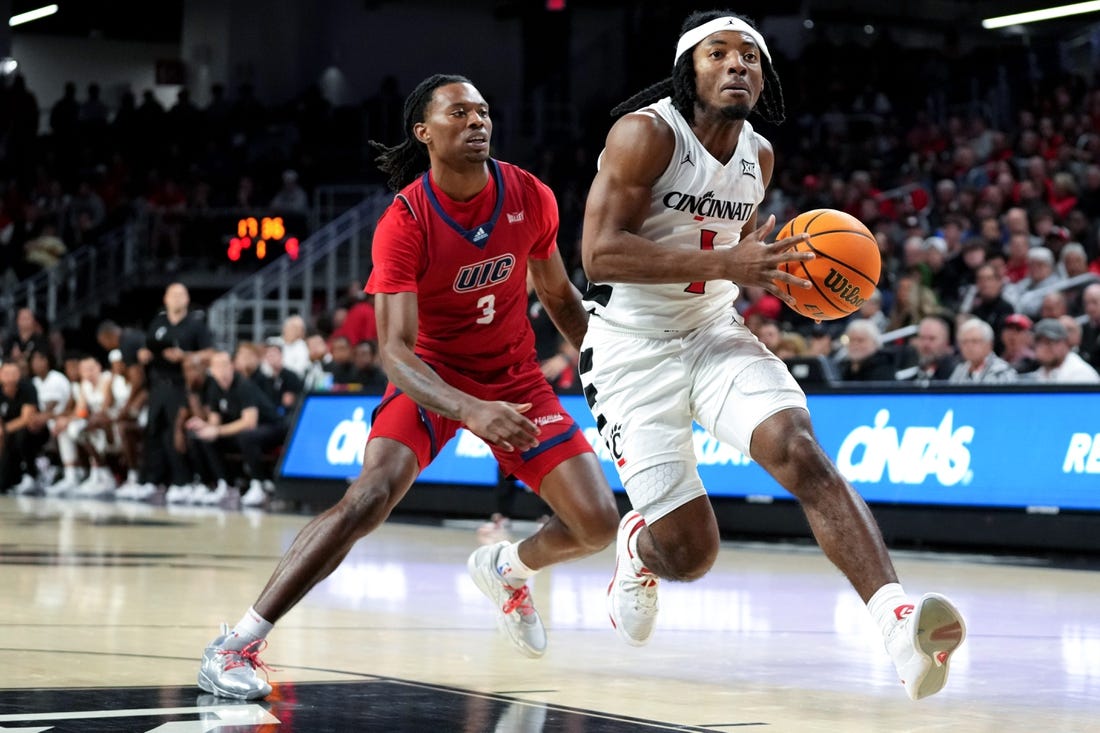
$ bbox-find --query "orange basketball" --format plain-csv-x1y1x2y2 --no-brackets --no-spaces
774,208,881,321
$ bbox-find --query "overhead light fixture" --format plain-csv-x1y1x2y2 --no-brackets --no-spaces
982,1,1100,28
8,4,59,27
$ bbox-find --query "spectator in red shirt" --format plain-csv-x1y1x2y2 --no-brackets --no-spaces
1003,233,1032,284
331,295,377,346
1048,172,1078,220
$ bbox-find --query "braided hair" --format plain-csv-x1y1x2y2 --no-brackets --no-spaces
369,73,473,192
610,10,785,126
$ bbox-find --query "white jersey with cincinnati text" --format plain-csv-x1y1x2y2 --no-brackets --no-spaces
584,96,765,334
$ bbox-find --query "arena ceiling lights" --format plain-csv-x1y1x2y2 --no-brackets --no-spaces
982,0,1100,28
8,4,59,27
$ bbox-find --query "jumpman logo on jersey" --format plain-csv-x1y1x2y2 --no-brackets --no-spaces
740,159,756,178
680,152,695,167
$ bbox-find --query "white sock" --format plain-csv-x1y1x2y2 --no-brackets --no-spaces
63,466,78,481
127,469,139,484
495,541,536,587
867,582,912,638
227,607,274,650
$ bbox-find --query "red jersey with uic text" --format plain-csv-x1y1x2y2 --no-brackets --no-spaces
366,159,559,382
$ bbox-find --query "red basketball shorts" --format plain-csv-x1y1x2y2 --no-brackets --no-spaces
368,369,593,493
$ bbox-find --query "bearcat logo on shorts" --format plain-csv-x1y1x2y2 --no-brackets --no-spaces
454,253,516,293
823,267,867,307
607,423,626,467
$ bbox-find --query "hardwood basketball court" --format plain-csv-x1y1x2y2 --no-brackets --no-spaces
1,495,1096,731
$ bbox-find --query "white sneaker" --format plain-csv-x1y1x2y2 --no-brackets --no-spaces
115,480,139,500
95,469,118,494
467,541,546,658
37,464,59,490
13,474,40,495
201,480,230,506
197,623,273,700
608,510,659,646
885,593,966,700
166,484,193,503
75,469,117,498
45,474,80,497
73,472,100,497
240,481,268,507
134,482,159,502
186,483,209,505
72,473,101,497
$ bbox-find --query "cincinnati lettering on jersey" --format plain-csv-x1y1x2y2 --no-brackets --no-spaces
454,253,516,292
662,190,755,221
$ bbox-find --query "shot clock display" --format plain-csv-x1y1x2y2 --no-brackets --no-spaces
227,216,301,262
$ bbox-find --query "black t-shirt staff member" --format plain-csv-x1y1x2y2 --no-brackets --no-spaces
187,350,287,497
0,361,43,492
136,282,214,490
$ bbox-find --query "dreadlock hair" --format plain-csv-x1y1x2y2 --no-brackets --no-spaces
610,10,786,126
368,73,472,192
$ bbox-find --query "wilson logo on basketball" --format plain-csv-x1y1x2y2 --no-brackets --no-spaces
453,254,516,293
823,268,867,307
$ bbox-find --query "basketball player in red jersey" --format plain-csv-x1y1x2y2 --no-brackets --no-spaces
579,10,966,700
198,74,620,700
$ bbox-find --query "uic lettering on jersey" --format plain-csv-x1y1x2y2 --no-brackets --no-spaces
453,254,516,292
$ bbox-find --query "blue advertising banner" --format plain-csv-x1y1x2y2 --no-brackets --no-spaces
278,390,1100,511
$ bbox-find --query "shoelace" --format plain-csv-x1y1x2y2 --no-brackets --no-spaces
218,639,278,678
621,570,659,612
501,584,536,618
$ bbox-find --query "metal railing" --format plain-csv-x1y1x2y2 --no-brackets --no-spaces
0,186,388,346
311,185,381,231
0,224,140,337
957,271,1100,315
208,188,391,352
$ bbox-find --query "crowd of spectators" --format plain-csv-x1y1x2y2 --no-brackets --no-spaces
0,287,390,504
4,29,1100,504
0,73,402,284
713,51,1100,387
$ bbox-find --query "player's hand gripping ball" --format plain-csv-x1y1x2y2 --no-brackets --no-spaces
774,208,881,321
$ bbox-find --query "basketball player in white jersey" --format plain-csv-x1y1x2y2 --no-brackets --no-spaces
579,9,966,700
61,356,117,497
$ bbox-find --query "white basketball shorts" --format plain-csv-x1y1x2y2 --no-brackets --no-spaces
578,314,808,519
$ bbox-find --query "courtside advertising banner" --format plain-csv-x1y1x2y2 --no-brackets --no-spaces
279,390,1100,511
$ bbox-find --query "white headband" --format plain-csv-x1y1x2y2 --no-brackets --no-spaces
674,16,771,65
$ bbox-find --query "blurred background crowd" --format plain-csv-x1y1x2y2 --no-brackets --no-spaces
2,0,1099,506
